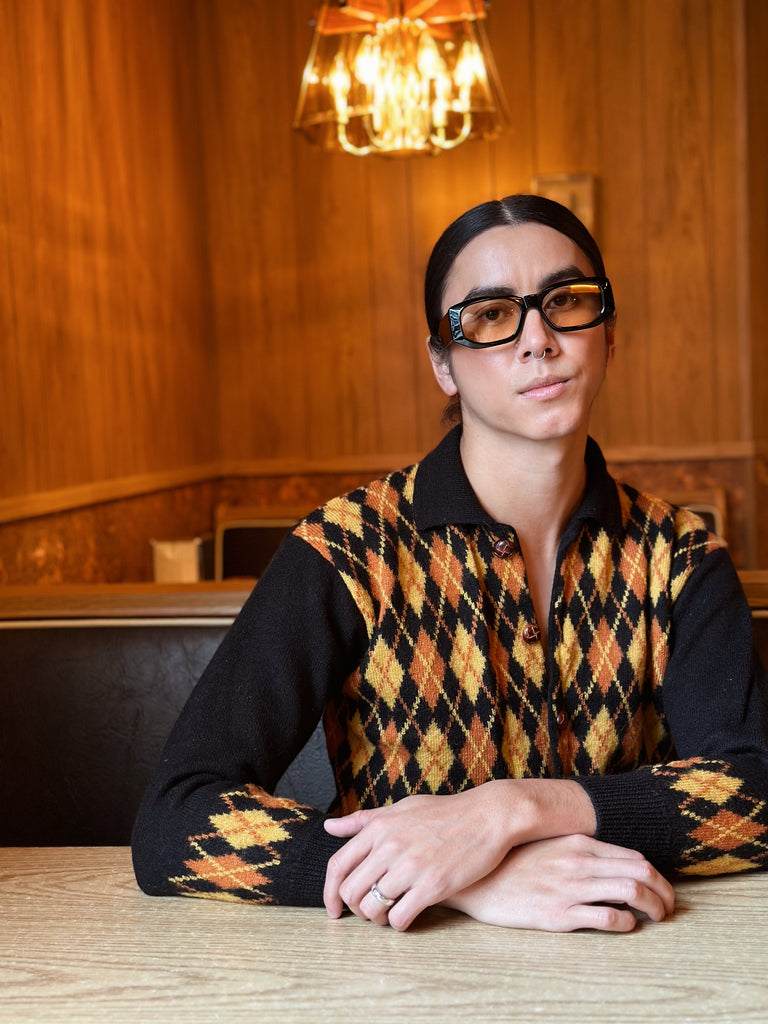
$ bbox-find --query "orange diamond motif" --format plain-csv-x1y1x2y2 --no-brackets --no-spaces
690,810,768,851
409,627,446,709
429,536,464,610
183,852,271,890
587,618,624,695
460,712,498,785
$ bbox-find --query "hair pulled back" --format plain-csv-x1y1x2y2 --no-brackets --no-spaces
424,193,607,344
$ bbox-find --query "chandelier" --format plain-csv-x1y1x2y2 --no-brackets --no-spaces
293,1,506,157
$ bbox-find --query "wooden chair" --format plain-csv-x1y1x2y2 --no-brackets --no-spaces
213,504,309,581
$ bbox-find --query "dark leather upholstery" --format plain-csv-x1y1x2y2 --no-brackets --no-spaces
1,622,335,845
3,611,763,847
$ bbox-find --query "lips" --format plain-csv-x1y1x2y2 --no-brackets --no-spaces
519,375,569,397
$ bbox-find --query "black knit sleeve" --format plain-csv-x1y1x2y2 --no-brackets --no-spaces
131,532,368,906
578,548,768,874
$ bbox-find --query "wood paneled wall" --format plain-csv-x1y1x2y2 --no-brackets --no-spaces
0,0,217,510
197,0,767,465
0,0,766,577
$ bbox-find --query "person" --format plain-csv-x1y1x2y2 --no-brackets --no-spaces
132,194,768,933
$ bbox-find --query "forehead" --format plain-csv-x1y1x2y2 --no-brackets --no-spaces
443,222,594,307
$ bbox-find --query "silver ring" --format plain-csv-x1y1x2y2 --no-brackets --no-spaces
370,882,396,908
532,351,547,361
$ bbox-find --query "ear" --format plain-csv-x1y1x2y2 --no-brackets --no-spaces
426,337,458,397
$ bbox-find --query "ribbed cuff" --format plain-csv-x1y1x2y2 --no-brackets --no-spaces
277,812,348,907
574,769,679,871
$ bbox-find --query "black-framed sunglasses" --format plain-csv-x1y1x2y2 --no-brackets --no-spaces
437,277,615,350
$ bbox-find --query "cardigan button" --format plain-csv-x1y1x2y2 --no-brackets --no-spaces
522,622,541,644
493,538,514,558
556,710,567,728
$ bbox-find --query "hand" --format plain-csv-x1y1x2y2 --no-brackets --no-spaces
444,834,675,932
323,787,515,931
322,780,596,931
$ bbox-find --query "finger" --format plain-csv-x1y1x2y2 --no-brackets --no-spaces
386,888,425,932
555,843,675,916
588,877,669,923
359,878,401,926
582,855,675,917
324,810,376,838
564,902,639,933
336,854,400,921
323,832,375,917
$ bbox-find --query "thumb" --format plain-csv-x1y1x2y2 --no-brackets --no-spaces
324,809,374,837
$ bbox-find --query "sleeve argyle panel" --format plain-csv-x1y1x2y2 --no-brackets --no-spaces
168,787,316,902
650,759,768,874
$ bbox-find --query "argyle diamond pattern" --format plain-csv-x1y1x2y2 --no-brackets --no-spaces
170,462,767,904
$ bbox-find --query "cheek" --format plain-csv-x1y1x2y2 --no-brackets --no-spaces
450,348,513,392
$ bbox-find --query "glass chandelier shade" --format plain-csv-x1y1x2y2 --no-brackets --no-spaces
293,1,507,157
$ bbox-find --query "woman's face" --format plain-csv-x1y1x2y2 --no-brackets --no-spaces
429,222,613,448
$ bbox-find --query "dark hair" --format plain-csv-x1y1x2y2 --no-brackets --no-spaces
424,193,610,423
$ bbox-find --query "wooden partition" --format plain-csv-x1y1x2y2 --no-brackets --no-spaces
0,0,766,580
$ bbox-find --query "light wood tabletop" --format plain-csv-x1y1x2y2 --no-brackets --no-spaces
1,847,766,1024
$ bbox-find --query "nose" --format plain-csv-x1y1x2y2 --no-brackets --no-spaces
516,308,560,361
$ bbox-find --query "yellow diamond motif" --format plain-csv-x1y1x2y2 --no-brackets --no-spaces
587,532,613,601
325,500,364,538
449,622,487,702
416,721,454,791
399,539,426,614
584,707,619,767
671,770,742,805
678,853,758,876
501,713,532,778
209,809,291,850
368,636,405,709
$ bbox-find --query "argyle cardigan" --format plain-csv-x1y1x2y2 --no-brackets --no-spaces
132,431,768,906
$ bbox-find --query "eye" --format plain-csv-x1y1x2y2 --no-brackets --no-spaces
542,282,604,327
460,297,520,344
545,289,577,311
465,298,517,322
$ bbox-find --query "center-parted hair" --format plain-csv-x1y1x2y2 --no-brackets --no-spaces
425,194,608,348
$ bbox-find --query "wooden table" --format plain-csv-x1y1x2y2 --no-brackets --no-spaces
1,848,767,1023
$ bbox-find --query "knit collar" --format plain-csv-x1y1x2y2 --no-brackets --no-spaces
412,425,623,535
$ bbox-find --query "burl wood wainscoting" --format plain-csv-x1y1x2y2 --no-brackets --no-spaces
1,0,766,581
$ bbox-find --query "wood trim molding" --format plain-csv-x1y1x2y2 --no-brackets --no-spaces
738,571,768,611
0,581,253,620
601,441,758,464
1,573,763,620
0,457,419,524
0,441,765,526
0,463,222,525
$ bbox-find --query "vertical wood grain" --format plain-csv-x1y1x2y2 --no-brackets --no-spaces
0,0,215,500
642,0,716,447
593,0,651,449
744,0,768,446
0,0,763,527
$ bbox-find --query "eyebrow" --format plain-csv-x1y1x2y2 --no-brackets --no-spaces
458,265,589,305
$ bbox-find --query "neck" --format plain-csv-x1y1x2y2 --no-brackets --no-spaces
458,426,589,547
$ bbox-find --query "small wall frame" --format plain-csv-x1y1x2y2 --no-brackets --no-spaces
531,173,597,233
